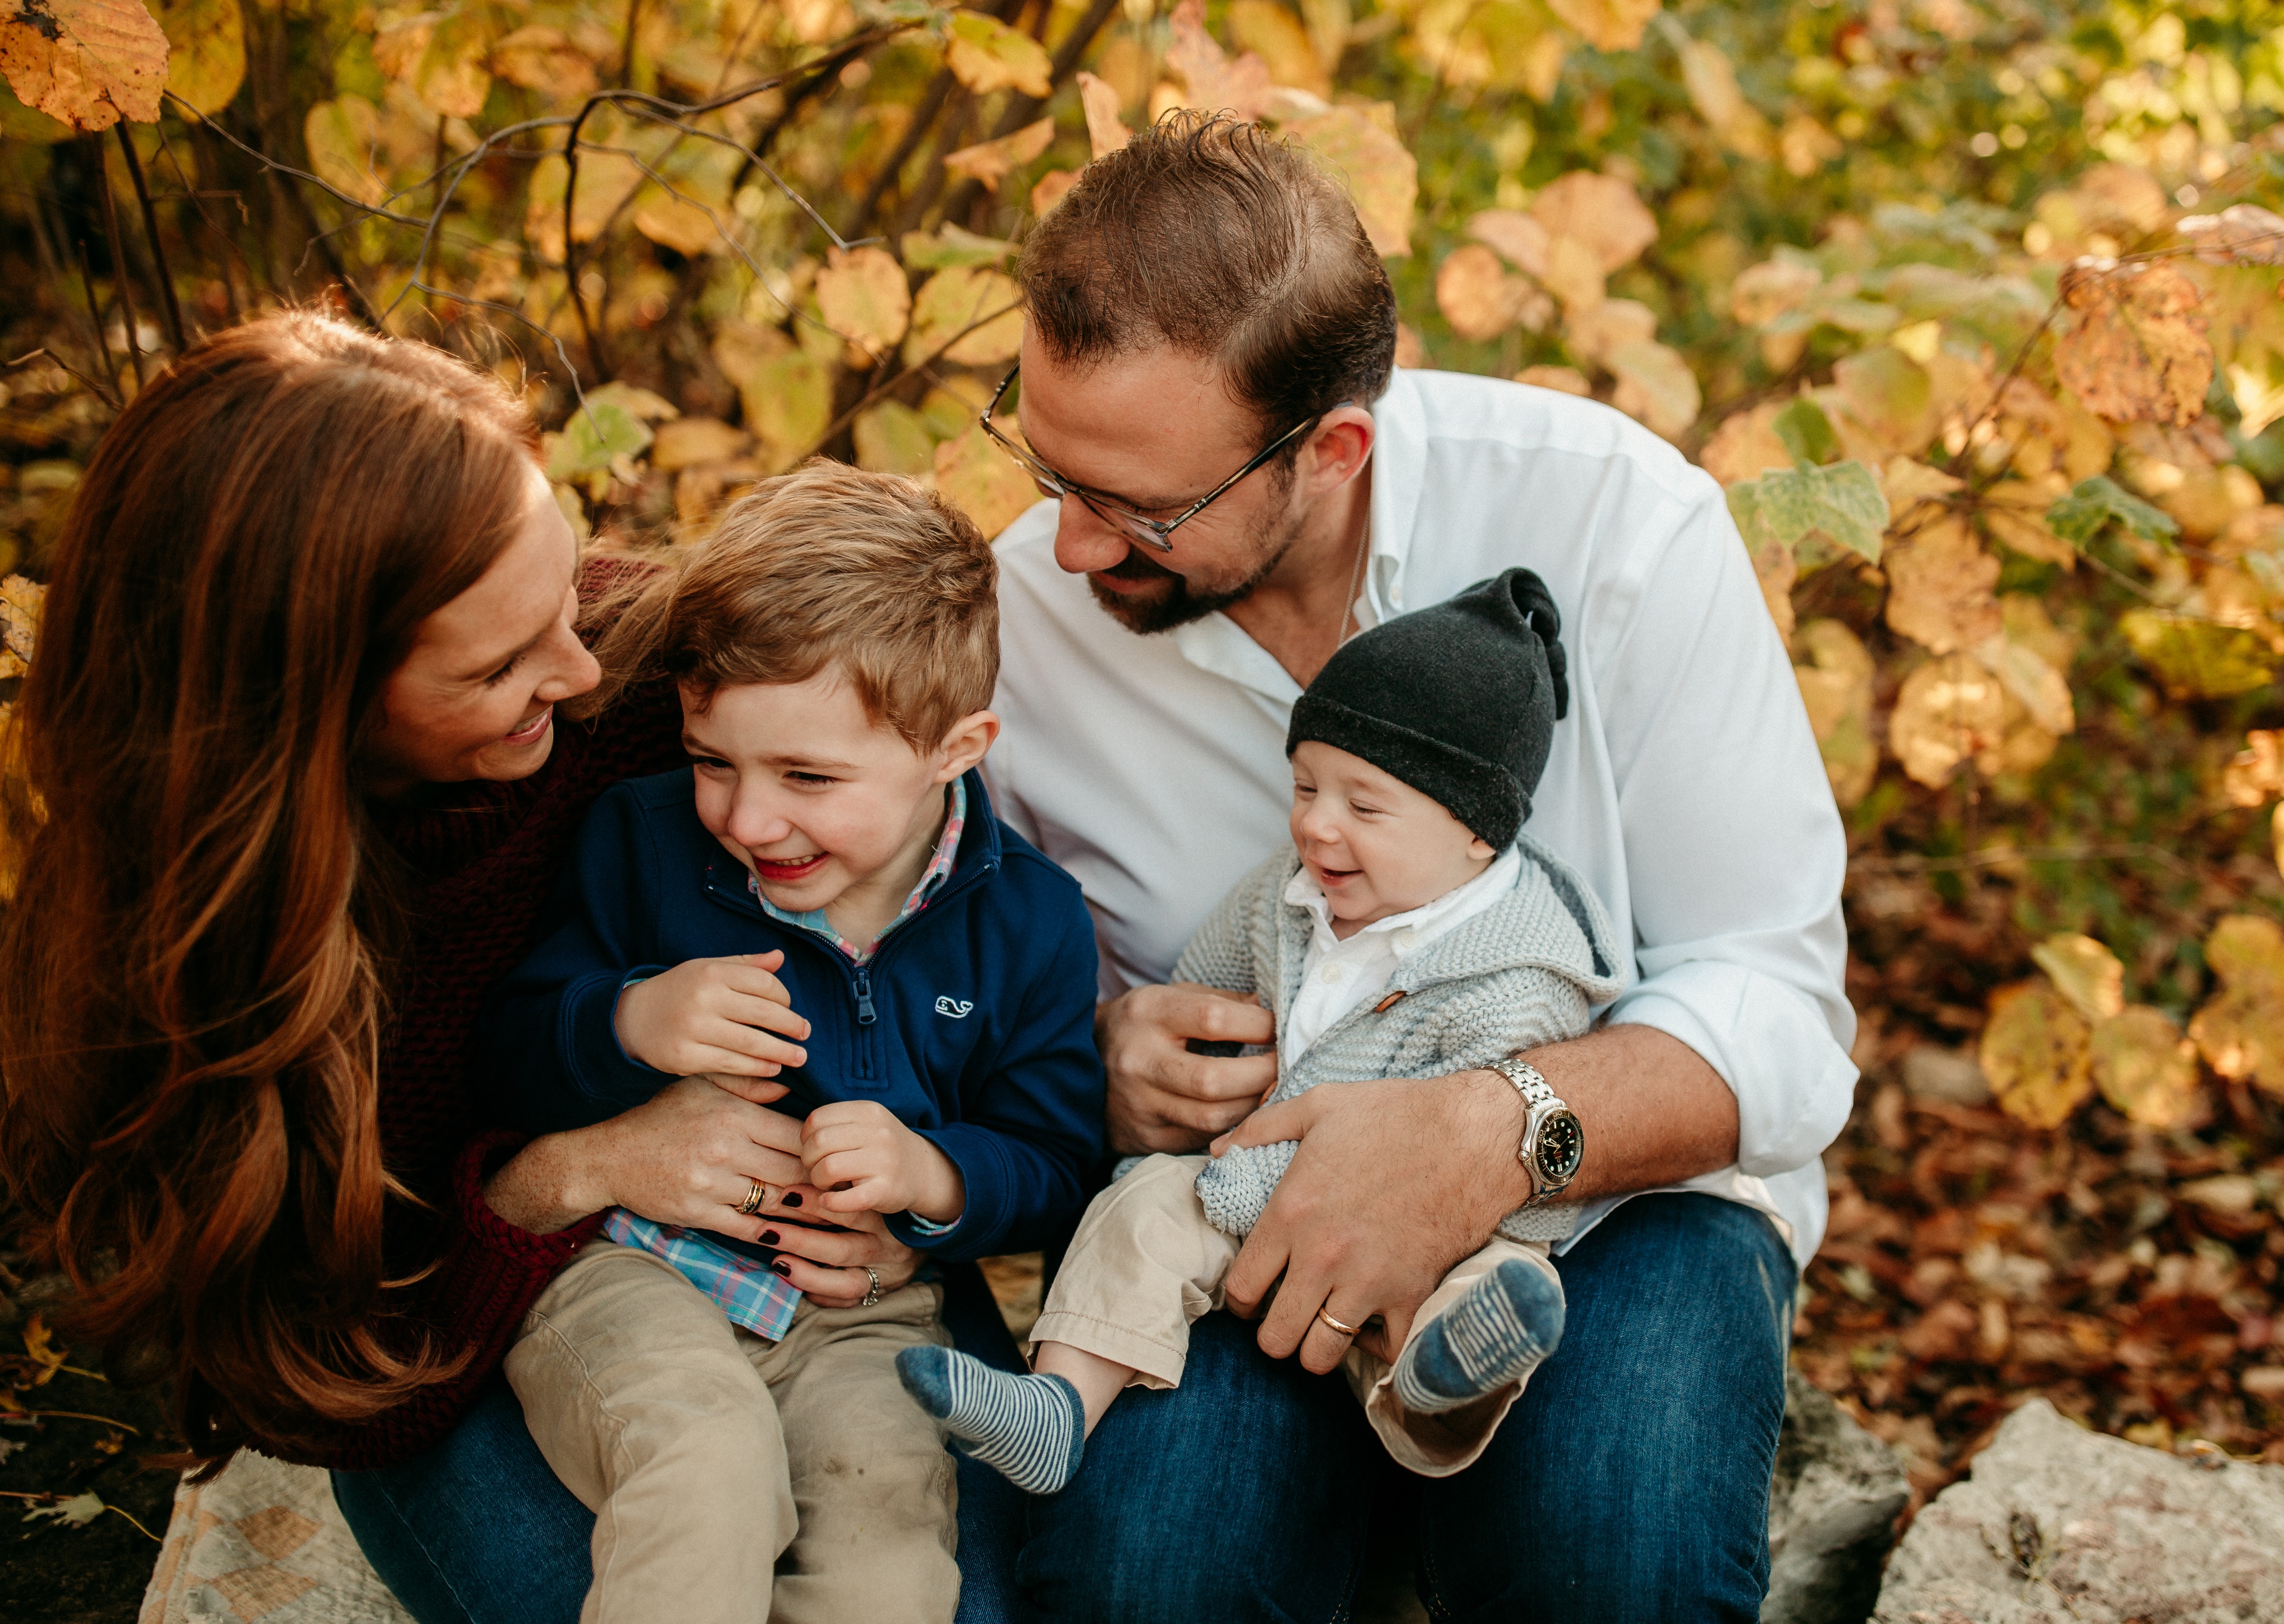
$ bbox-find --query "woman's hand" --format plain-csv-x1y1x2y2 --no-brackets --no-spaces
483,1074,815,1243
754,1202,925,1309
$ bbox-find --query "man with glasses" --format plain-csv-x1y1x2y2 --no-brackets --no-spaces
970,112,1854,1624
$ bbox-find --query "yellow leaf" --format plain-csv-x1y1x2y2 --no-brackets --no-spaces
740,349,832,473
1436,244,1533,343
1530,171,1656,273
2190,914,2284,1099
651,417,748,472
852,401,936,476
631,189,721,258
1515,364,1590,396
1793,619,1877,807
1606,338,1699,441
1282,103,1416,258
2089,1005,2201,1128
2118,610,2278,700
1888,651,2005,788
1030,168,1077,216
1565,296,1653,366
1980,479,2077,568
1973,630,2073,738
303,96,386,209
0,574,43,668
1538,233,1604,312
903,266,1022,368
1745,520,1795,643
2221,730,2284,808
1467,208,1548,279
1980,980,2094,1129
1227,0,1326,97
1544,0,1659,52
815,245,911,359
2054,261,2214,428
1164,0,1274,119
1730,257,1821,327
935,422,1043,540
2030,932,2124,1022
0,0,167,130
1075,71,1129,160
1677,37,1770,159
943,117,1053,194
944,8,1052,99
22,1314,63,1379
1832,346,1935,460
150,0,241,116
1699,403,1794,487
1883,514,2002,655
490,25,597,101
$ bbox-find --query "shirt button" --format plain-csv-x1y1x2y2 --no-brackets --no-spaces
1320,965,1343,983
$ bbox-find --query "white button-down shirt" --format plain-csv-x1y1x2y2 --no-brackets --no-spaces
984,368,1856,1266
1280,848,1523,1069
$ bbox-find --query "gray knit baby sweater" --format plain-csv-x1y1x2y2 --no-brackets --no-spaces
1173,834,1627,1246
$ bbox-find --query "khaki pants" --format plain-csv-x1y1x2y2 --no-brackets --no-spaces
505,1241,958,1624
1030,1153,1560,1477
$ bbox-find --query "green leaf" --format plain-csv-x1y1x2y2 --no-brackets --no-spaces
1772,397,1839,468
943,9,1053,99
1727,458,1891,564
546,400,651,480
901,223,1018,270
2045,475,2180,547
2117,610,2278,700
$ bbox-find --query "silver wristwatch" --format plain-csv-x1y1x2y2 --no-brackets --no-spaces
1484,1056,1583,1206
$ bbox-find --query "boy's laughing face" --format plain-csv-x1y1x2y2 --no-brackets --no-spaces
682,669,990,926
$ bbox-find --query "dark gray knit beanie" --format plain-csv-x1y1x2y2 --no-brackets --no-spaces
1286,568,1567,851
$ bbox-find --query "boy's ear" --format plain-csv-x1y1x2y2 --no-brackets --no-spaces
933,709,1000,783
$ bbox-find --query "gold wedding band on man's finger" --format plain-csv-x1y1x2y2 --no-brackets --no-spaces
737,1179,769,1217
1315,1305,1360,1338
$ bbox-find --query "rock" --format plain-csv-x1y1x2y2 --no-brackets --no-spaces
1873,1398,2284,1624
1901,1045,1991,1107
1764,1371,1910,1624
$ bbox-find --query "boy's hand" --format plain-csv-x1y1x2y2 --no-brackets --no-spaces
801,1100,965,1225
615,951,812,1078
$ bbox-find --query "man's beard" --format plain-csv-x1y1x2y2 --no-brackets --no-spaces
1085,478,1304,636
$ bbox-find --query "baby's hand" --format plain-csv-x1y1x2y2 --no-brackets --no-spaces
801,1100,965,1225
614,951,811,1078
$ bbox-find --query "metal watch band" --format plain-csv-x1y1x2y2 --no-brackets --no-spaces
1485,1055,1568,1203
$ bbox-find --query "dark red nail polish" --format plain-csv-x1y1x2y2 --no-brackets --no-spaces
761,1230,780,1246
770,1259,791,1276
782,1192,802,1207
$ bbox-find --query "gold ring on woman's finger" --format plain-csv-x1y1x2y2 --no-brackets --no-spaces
738,1179,769,1217
1315,1305,1360,1338
860,1265,882,1308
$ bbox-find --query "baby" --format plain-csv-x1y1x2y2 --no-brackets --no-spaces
899,567,1623,1492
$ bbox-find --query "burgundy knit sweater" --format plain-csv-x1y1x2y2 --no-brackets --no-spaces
287,630,685,1471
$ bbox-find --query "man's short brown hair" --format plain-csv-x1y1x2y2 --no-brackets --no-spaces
1020,111,1397,445
660,460,998,750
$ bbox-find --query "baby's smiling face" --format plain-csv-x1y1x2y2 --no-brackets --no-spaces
1287,741,1498,938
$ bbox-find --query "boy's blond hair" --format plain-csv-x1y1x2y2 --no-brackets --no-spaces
593,461,998,749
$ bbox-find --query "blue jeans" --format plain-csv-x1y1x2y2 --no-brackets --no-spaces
337,1196,1790,1623
1003,1192,1794,1623
332,1260,1029,1624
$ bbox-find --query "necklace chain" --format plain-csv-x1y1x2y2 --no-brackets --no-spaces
1335,513,1371,648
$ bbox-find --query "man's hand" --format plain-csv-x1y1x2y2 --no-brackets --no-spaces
800,1099,966,1224
614,950,811,1078
1215,1072,1529,1372
1097,982,1277,1155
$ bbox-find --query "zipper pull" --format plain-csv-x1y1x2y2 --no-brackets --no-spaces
853,966,877,1026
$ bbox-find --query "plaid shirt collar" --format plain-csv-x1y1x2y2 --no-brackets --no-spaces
748,777,966,965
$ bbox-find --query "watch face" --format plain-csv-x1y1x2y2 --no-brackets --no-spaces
1534,1109,1584,1184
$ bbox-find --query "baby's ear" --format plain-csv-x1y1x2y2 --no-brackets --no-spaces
1467,834,1498,861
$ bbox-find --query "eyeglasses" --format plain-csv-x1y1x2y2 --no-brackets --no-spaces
978,365,1322,553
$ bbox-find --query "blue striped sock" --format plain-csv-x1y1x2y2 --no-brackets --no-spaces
896,1345,1085,1495
1392,1258,1566,1416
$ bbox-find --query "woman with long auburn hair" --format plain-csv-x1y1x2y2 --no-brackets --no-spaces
0,312,990,1619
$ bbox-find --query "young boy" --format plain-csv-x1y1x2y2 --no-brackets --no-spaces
900,568,1623,1494
477,462,1103,1623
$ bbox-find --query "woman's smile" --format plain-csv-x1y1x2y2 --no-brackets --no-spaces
503,705,553,746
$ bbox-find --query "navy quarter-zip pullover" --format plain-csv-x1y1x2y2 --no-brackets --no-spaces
480,767,1105,1261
